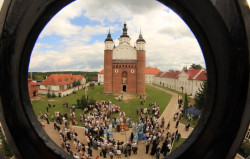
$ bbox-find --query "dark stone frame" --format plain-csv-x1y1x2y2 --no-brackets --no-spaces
0,0,249,159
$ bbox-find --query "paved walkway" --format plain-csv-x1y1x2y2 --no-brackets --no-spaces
42,85,194,158
153,85,193,138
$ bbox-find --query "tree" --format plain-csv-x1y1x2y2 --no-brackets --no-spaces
51,92,56,98
182,66,188,72
0,128,13,157
184,93,189,110
72,81,77,87
189,63,203,70
194,81,207,110
76,80,81,86
47,92,51,98
238,140,250,158
77,95,88,109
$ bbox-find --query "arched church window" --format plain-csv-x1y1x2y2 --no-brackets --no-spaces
122,71,128,84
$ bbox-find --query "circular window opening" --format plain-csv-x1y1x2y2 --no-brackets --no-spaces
28,0,206,157
0,0,249,159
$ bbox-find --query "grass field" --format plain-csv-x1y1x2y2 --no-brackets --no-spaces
179,115,199,128
153,84,187,103
32,85,172,126
172,138,186,152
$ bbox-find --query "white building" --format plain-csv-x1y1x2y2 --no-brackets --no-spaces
98,67,207,98
98,70,104,84
38,74,86,97
145,67,161,84
155,69,207,98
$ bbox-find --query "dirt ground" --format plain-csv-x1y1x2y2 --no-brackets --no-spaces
114,93,138,101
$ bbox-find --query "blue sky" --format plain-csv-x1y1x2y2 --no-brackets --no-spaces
0,0,206,72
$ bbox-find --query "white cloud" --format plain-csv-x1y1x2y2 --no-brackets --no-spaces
29,0,205,72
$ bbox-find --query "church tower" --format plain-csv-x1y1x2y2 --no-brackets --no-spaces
104,29,114,93
103,23,146,94
136,30,146,94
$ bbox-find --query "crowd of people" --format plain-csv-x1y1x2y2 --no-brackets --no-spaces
37,92,192,159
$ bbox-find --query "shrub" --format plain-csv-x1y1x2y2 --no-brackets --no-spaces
51,92,56,98
47,92,51,98
0,128,13,157
88,99,96,105
238,140,250,158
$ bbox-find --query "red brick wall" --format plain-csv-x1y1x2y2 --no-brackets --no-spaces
28,79,39,98
112,68,122,92
112,66,137,93
28,79,32,98
104,50,113,93
104,49,145,94
136,50,145,94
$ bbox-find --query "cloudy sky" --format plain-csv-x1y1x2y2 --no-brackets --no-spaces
1,0,205,72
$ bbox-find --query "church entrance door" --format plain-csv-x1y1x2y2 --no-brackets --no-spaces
33,91,36,97
123,85,127,92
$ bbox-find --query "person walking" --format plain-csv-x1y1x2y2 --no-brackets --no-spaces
175,120,179,128
161,117,165,128
102,148,107,158
146,142,150,154
130,132,134,142
109,151,114,159
166,121,170,130
88,147,92,157
156,147,161,159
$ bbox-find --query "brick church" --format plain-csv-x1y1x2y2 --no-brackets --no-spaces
104,22,146,94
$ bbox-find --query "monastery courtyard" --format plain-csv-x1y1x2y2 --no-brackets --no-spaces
42,85,194,159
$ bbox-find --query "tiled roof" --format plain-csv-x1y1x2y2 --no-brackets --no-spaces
155,69,206,81
186,69,203,80
155,71,165,77
28,79,39,86
145,67,162,75
98,69,104,74
31,81,39,86
195,70,207,81
161,71,180,79
41,74,84,86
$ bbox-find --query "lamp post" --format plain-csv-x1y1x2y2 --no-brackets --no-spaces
85,85,88,100
121,91,123,112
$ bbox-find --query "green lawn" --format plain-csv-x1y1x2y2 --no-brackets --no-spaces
179,115,199,128
172,138,186,152
32,85,172,126
153,84,187,103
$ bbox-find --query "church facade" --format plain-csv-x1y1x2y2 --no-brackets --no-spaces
104,23,146,94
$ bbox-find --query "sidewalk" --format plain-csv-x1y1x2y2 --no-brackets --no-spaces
154,85,193,138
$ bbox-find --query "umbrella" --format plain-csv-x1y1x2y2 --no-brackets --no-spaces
186,108,201,115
